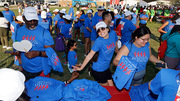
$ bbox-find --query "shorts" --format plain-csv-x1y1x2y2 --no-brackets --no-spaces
74,27,80,30
139,23,147,26
0,27,8,37
21,69,42,81
80,25,84,33
92,68,112,83
164,55,180,69
131,69,146,85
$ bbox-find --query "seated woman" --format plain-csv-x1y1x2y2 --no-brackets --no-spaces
113,26,163,86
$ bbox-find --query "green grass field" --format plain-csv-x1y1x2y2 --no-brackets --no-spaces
0,6,161,83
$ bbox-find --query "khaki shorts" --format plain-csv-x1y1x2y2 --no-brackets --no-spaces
0,27,8,37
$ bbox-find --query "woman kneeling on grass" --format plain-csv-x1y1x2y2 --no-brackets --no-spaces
113,26,164,86
73,21,118,86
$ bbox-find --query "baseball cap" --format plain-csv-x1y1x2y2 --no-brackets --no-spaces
178,10,180,13
76,11,80,15
143,9,147,12
16,15,24,23
97,6,105,10
123,9,128,12
175,18,180,25
23,7,39,21
47,8,50,12
133,8,137,11
41,11,47,19
114,9,118,14
60,10,66,14
4,4,9,8
87,10,92,14
62,14,71,20
0,68,25,101
124,11,133,16
62,8,66,12
53,9,59,12
96,21,107,31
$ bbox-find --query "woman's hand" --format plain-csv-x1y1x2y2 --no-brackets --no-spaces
25,51,39,59
72,65,83,71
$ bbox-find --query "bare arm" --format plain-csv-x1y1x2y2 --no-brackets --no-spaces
148,46,163,63
113,45,129,66
158,21,169,34
86,27,92,32
115,41,119,53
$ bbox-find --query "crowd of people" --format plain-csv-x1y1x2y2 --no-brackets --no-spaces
0,2,180,100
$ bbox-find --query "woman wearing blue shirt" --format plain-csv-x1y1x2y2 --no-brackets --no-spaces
113,26,163,86
73,21,118,86
78,10,86,44
84,10,93,56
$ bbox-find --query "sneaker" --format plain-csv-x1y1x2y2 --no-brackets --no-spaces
88,67,91,77
6,46,12,50
84,54,87,57
2,46,7,48
77,39,81,41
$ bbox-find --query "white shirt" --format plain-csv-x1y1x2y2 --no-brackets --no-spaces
0,17,9,28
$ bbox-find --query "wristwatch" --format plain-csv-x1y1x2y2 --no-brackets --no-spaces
39,51,42,56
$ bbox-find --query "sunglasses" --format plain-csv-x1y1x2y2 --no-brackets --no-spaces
97,27,106,33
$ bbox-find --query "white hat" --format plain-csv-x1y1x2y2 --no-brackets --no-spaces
123,9,128,12
133,8,137,11
175,18,180,25
87,10,92,14
53,9,59,12
97,6,105,10
124,11,133,16
114,9,118,14
4,5,9,8
62,14,71,20
0,68,25,101
16,15,24,23
143,9,147,12
178,10,180,13
95,21,107,31
47,8,50,12
76,11,80,15
41,11,47,19
60,10,66,14
62,8,66,12
23,7,39,21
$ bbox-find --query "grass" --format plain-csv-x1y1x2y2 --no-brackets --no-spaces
0,6,162,83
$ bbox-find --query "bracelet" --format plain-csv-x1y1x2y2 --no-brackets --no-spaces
39,51,42,56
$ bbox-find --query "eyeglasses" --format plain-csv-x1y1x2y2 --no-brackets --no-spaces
140,37,151,42
97,27,106,33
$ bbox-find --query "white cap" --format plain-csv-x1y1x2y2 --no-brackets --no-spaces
60,10,66,14
62,14,71,20
124,11,133,16
23,7,39,21
178,10,180,13
123,9,128,12
87,10,92,14
0,68,25,101
4,5,9,8
76,11,80,15
96,21,107,31
175,18,180,25
41,11,47,19
114,9,118,14
62,8,66,12
47,8,50,12
133,8,137,11
97,6,105,10
143,9,147,12
53,9,59,12
16,15,24,23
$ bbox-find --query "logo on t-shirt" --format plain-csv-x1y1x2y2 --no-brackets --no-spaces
132,51,148,62
119,21,125,30
105,42,115,54
22,35,37,46
34,81,53,91
10,24,15,33
50,53,60,66
170,25,174,28
74,85,88,91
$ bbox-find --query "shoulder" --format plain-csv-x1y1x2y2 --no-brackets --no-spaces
124,42,131,48
160,69,179,78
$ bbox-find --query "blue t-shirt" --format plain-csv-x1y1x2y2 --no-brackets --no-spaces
10,21,20,42
84,17,92,38
57,18,66,31
150,69,180,101
163,20,175,34
115,14,121,20
92,31,118,72
15,25,54,73
2,10,15,23
74,17,81,28
79,14,86,27
140,14,148,24
124,42,150,72
131,13,137,25
91,15,102,41
85,13,93,18
47,12,52,24
121,14,125,19
38,17,51,31
61,23,72,38
120,18,136,44
53,14,60,26
68,7,74,19
68,51,77,69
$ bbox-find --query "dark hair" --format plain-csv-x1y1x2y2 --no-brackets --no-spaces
130,26,151,42
80,10,85,14
171,14,180,23
67,39,76,52
169,25,180,35
0,11,4,17
64,19,72,24
102,11,114,20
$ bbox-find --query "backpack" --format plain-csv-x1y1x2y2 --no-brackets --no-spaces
55,35,65,51
158,34,177,59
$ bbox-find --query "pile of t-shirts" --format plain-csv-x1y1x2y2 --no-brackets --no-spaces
62,79,111,101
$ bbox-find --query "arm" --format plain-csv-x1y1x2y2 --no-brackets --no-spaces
113,45,129,66
135,15,139,28
49,25,52,35
149,46,163,63
158,21,169,34
115,41,119,53
86,27,92,32
73,50,96,71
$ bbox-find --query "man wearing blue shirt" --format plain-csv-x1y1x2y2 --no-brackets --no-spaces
139,9,149,26
14,7,54,80
56,10,66,36
131,8,138,25
53,9,60,28
68,4,74,20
